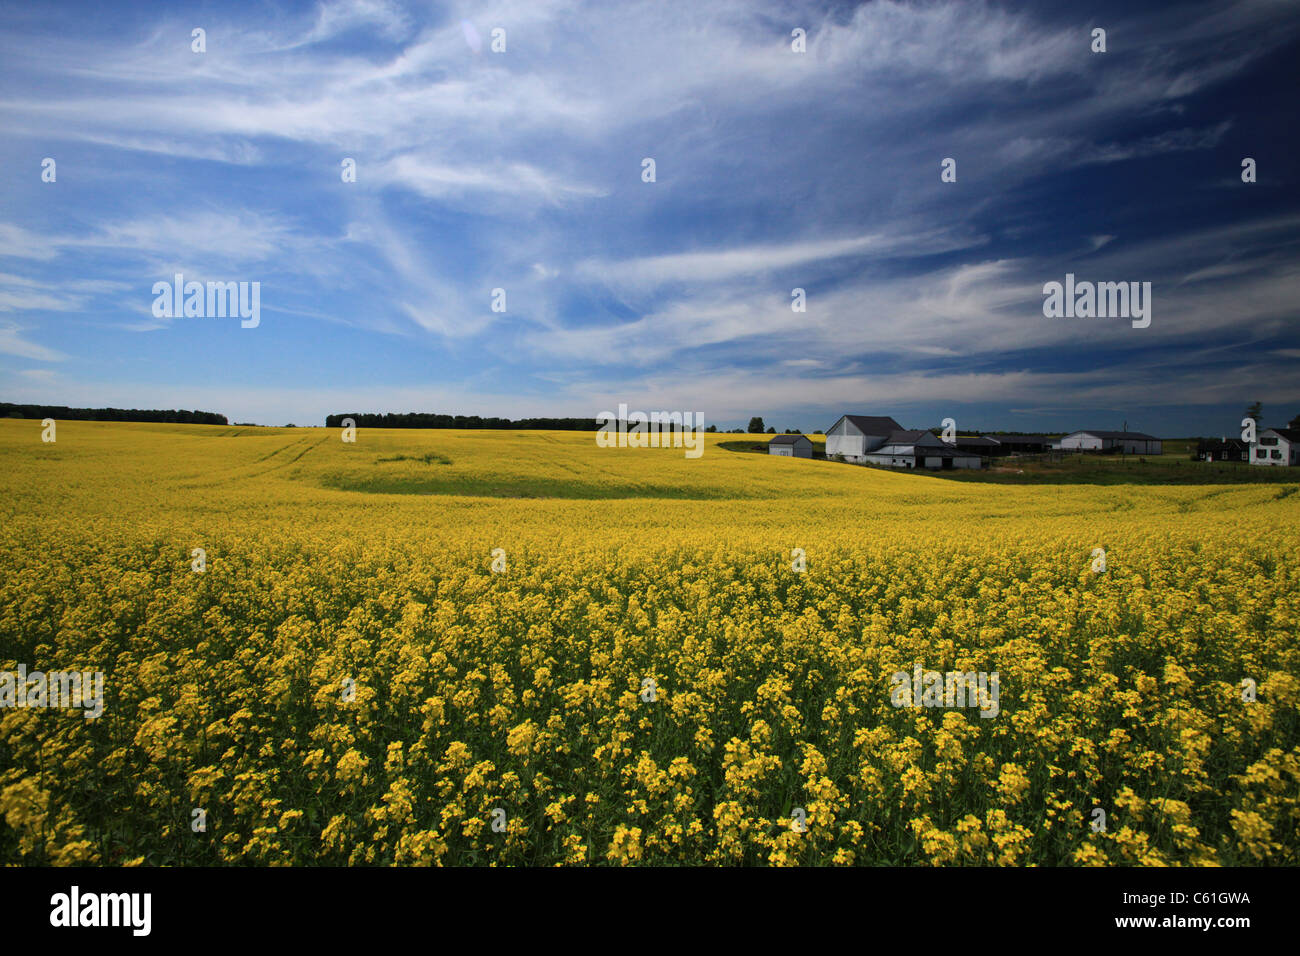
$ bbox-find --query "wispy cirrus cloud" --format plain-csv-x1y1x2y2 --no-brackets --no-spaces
0,322,67,361
0,0,1295,430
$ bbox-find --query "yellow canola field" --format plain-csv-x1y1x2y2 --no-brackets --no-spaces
0,420,1297,865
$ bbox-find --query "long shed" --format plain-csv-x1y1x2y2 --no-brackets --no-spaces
1059,430,1162,454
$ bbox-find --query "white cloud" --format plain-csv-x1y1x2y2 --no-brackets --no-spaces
0,323,66,361
374,154,607,204
577,229,983,287
0,0,1296,426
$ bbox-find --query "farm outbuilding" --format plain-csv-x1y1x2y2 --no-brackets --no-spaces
1059,430,1162,455
826,415,984,469
951,435,1000,456
983,434,1053,455
768,433,813,458
824,415,904,462
1197,438,1249,463
863,429,983,470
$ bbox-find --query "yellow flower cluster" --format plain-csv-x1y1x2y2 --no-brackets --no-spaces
0,421,1296,865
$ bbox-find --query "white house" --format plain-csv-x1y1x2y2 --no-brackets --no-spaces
1250,428,1300,467
768,433,813,458
825,415,903,462
1059,430,1162,454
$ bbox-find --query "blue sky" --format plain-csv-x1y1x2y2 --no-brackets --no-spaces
1,0,1297,433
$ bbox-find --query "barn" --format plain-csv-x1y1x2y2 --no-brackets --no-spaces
824,415,904,462
863,429,984,470
826,415,984,469
768,433,813,458
1059,430,1163,455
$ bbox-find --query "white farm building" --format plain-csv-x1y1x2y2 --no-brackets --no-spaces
1058,430,1162,455
768,433,813,458
825,415,903,460
825,415,982,469
1250,428,1300,467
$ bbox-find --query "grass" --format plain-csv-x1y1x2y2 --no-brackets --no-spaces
376,451,452,465
932,451,1297,486
319,473,741,499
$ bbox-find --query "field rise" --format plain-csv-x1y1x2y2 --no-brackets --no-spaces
1,419,1297,865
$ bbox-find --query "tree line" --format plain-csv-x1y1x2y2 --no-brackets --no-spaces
323,412,834,433
745,417,821,434
325,412,605,430
1,402,228,425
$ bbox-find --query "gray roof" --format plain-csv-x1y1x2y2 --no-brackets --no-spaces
768,433,811,445
1264,428,1300,442
839,414,903,436
1071,430,1161,440
868,431,953,455
887,429,944,446
951,436,1000,448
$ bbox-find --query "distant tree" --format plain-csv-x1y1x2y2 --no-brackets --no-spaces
1246,401,1263,423
705,424,717,433
766,426,776,434
324,411,615,431
747,416,765,434
0,401,227,425
1290,412,1300,430
813,429,823,435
